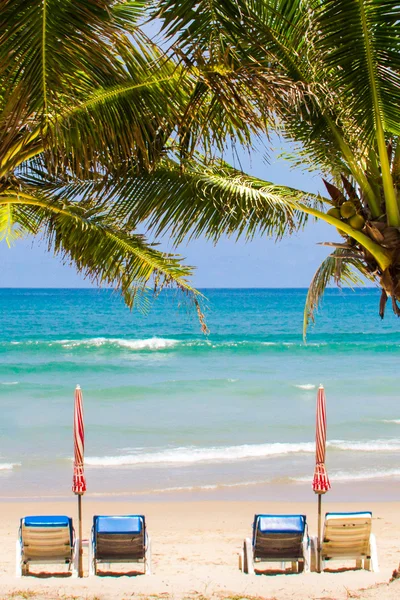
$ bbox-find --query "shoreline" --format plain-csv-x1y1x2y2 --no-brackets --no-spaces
3,478,400,503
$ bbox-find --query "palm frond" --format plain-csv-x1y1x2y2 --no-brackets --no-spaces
316,0,400,139
156,0,329,163
0,2,177,176
1,42,190,178
0,197,42,243
0,0,142,117
303,248,376,340
155,0,370,179
74,157,327,246
0,203,25,246
111,0,148,29
0,186,206,326
315,0,400,223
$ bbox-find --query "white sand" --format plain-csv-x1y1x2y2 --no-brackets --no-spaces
1,498,400,599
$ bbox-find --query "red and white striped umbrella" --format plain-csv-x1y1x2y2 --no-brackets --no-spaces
72,385,86,495
312,384,330,494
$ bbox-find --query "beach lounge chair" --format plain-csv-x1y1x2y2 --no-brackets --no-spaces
16,515,77,577
240,514,310,574
311,511,379,572
89,515,151,575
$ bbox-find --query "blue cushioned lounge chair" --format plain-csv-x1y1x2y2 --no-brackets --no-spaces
240,514,310,574
16,515,77,577
89,515,151,575
310,512,379,572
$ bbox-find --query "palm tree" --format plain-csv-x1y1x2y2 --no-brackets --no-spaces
6,1,400,336
0,0,213,317
1,0,309,330
117,0,400,335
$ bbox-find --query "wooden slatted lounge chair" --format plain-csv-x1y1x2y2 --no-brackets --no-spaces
16,515,77,577
89,515,151,575
311,511,379,572
240,514,310,574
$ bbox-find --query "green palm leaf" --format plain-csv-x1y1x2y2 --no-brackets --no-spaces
0,185,204,322
0,0,143,117
315,0,400,224
303,247,376,339
316,0,400,139
83,158,325,245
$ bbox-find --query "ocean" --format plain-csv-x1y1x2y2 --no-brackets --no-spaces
1,287,400,501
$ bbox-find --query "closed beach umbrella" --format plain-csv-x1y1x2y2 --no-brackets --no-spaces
313,384,330,572
73,384,86,578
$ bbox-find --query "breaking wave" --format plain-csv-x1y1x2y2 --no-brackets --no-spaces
59,337,179,350
86,438,400,468
4,336,400,355
293,384,316,390
85,442,315,467
294,468,400,482
0,463,20,471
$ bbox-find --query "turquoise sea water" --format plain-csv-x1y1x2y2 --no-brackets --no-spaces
1,287,400,500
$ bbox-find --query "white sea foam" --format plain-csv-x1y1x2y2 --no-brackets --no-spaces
0,462,20,471
60,337,179,351
328,439,400,452
294,384,316,390
1,381,19,386
381,419,400,424
89,479,274,497
150,479,273,492
85,438,400,468
86,442,315,467
294,468,400,482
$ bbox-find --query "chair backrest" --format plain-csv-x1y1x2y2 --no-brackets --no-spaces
322,512,372,560
252,514,307,560
20,515,73,561
93,515,146,560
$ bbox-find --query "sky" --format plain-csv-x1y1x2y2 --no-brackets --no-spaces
1,141,335,289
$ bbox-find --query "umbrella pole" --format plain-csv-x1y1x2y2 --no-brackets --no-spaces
78,494,83,577
317,493,322,573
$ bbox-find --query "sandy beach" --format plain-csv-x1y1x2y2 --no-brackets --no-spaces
1,495,400,600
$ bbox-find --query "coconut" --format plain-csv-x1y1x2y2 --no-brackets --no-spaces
340,201,357,219
327,207,341,219
336,227,347,238
348,214,365,230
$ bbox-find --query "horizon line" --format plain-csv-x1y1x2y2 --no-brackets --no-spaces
0,286,378,291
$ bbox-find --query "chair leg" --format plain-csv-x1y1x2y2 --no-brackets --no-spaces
238,549,243,572
71,538,79,578
355,559,363,569
145,535,152,575
243,538,254,575
302,536,310,573
310,536,318,572
88,539,95,576
243,539,248,574
15,540,22,577
369,534,379,573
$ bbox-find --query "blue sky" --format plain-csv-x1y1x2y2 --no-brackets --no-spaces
1,142,334,288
